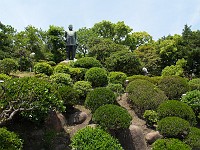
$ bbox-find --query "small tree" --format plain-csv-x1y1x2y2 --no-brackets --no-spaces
0,58,18,75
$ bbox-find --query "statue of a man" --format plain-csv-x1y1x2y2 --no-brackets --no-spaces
65,24,77,60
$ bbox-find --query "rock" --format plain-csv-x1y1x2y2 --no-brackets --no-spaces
145,131,163,144
45,110,67,132
116,125,147,150
68,111,88,125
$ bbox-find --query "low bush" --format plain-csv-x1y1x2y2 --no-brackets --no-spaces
93,104,132,130
70,126,123,150
108,71,127,85
184,127,200,149
0,58,18,75
106,83,124,97
152,138,191,150
85,67,108,87
74,57,102,69
181,90,200,114
126,79,167,116
53,64,70,74
50,73,73,86
157,117,190,138
68,67,87,82
0,74,11,81
188,78,200,91
0,127,23,150
143,110,158,127
127,75,153,83
34,62,53,76
157,100,196,126
85,87,116,112
158,76,189,100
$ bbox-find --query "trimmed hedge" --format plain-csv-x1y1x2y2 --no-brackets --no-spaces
106,83,124,97
108,71,127,85
68,67,87,82
157,117,190,138
85,87,116,112
53,64,70,74
74,57,102,69
93,104,132,130
157,100,196,126
70,126,123,150
188,78,200,91
184,127,200,149
50,73,73,86
34,62,53,76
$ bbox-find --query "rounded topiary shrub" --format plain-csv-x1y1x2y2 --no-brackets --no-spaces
157,100,196,126
70,126,123,150
108,71,127,85
53,64,70,74
184,127,200,149
127,75,153,84
0,128,23,150
85,67,108,87
143,110,159,127
73,81,92,101
34,62,53,76
106,83,124,97
157,117,190,138
69,67,87,82
152,138,191,150
181,90,200,114
188,78,200,91
0,58,18,75
126,79,167,116
50,73,73,86
93,104,132,130
85,87,116,112
158,76,189,100
74,57,102,69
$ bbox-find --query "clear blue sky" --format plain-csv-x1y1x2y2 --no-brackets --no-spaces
1,0,200,39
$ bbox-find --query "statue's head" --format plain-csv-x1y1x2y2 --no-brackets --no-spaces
68,24,73,30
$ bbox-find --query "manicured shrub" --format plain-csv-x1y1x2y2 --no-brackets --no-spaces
74,57,102,69
127,75,153,83
143,110,158,127
34,62,53,76
157,117,190,138
0,73,11,81
157,100,196,126
188,78,200,91
93,104,132,130
0,58,18,75
106,83,124,97
53,64,70,74
126,79,167,116
0,127,23,150
73,81,92,101
184,127,200,149
85,67,108,87
181,90,200,114
152,138,191,150
158,76,189,100
68,67,87,82
50,73,73,86
70,126,123,150
85,87,116,112
108,71,127,85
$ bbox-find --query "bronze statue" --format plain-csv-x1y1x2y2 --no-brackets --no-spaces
65,25,77,60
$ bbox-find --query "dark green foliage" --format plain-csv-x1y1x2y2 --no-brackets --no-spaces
68,67,87,82
85,87,116,112
0,128,23,150
70,126,123,150
143,110,158,127
108,71,127,85
93,104,132,130
158,76,189,100
181,90,200,114
50,73,72,86
188,78,200,91
184,127,200,149
0,58,18,75
0,74,11,81
157,117,190,138
85,67,108,87
126,79,167,116
34,62,53,76
18,57,32,71
73,81,92,101
157,100,196,126
2,77,65,123
74,57,102,69
106,83,124,97
152,138,191,150
53,64,70,74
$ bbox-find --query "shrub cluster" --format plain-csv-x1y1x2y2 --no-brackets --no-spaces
93,104,132,130
188,78,200,91
0,58,18,75
184,127,200,149
126,79,167,115
108,71,127,85
85,87,116,112
0,74,11,81
85,67,108,87
143,110,158,127
106,83,124,97
0,127,23,150
70,126,123,150
74,57,102,69
68,67,87,82
157,116,190,138
53,64,70,74
50,73,73,86
157,100,196,126
34,62,53,76
158,76,189,100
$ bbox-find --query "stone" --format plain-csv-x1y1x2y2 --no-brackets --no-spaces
145,131,163,144
68,111,88,125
